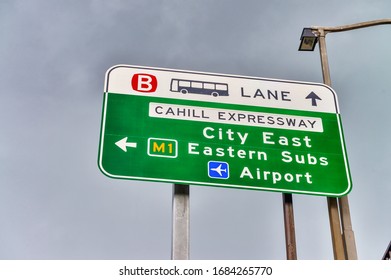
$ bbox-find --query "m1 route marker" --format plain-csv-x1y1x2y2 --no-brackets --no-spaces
98,65,352,197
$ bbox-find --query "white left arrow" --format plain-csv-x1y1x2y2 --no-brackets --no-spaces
115,137,137,152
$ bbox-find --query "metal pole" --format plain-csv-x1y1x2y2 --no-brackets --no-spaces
282,193,297,260
317,30,332,86
339,195,358,259
304,19,391,260
313,18,391,34
317,29,346,260
326,197,345,259
381,241,391,260
171,184,190,260
311,19,391,261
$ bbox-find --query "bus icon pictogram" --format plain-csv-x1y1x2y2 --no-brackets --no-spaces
170,79,229,97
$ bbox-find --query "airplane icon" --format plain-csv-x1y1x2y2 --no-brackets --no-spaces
208,161,229,179
210,164,227,176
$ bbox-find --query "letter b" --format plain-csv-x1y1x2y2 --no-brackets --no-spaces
131,73,157,92
307,153,318,165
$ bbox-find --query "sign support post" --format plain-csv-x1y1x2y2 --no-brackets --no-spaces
282,193,297,259
171,184,190,260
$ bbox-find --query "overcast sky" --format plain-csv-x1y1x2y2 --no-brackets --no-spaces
1,0,390,260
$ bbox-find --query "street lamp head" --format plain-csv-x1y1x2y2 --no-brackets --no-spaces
299,28,318,51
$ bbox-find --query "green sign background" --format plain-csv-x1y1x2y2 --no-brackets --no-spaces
98,92,351,197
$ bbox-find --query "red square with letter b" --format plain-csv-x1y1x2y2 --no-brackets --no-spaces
131,73,158,93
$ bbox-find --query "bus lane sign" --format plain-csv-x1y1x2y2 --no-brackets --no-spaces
98,65,352,197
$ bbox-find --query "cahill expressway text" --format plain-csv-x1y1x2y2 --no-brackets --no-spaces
150,103,324,132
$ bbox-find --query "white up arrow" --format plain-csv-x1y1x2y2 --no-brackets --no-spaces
115,137,137,152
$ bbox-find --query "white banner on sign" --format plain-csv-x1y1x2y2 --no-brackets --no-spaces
149,102,323,132
106,65,340,114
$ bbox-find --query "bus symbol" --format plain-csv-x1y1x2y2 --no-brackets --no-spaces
170,79,229,97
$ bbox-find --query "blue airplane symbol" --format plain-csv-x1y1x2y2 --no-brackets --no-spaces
210,164,227,176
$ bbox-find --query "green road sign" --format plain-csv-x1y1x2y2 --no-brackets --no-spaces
98,65,352,197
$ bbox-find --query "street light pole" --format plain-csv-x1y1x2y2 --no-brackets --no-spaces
317,29,331,86
299,18,391,260
317,28,347,260
312,18,391,34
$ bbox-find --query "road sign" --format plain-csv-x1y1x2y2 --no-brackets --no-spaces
98,65,352,197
